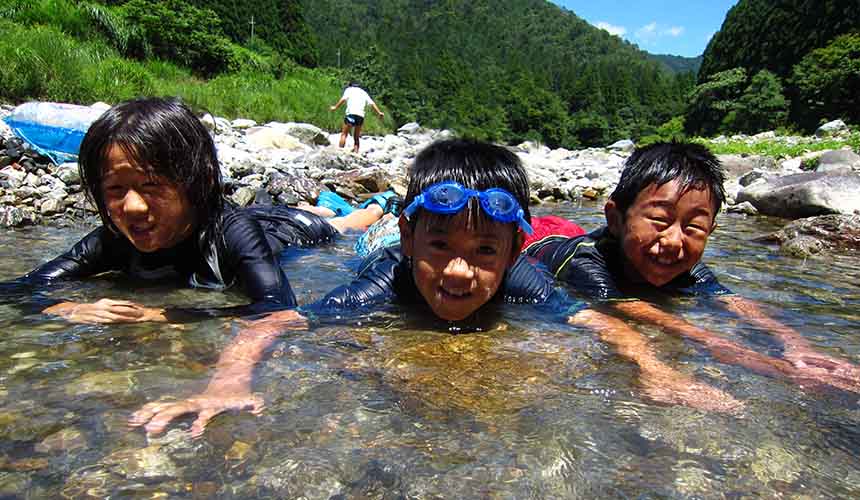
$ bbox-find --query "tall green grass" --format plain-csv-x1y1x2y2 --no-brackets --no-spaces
0,20,392,134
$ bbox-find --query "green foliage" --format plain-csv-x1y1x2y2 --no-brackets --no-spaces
303,0,690,148
119,0,232,76
791,33,860,131
699,0,860,83
724,70,788,134
693,132,860,158
684,67,748,136
800,157,820,171
183,0,318,66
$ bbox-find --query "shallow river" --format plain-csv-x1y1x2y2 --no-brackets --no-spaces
0,202,859,498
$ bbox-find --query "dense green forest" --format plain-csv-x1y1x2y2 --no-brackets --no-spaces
688,0,860,135
302,0,694,148
2,0,857,148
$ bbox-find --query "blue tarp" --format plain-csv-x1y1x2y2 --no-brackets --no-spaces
2,102,107,165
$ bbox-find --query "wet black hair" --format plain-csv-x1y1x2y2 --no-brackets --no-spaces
404,139,531,234
78,97,223,235
609,141,726,218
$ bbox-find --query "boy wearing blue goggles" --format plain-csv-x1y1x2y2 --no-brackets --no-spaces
403,182,534,235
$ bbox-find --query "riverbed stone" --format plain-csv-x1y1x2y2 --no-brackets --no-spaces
607,139,635,153
67,370,137,398
230,186,257,207
56,162,81,184
759,214,860,257
39,198,63,215
817,149,860,172
36,426,88,453
736,170,860,218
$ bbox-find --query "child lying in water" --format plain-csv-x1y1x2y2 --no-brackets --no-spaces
526,141,860,398
1,97,382,323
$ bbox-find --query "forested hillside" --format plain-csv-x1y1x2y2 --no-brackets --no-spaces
688,0,860,135
650,54,702,75
302,0,695,148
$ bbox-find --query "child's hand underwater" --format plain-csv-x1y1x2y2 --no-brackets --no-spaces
129,391,265,438
44,298,167,324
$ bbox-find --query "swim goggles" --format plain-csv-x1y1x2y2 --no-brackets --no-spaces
403,181,533,234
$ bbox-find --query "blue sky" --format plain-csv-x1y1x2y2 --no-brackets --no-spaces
551,1,739,57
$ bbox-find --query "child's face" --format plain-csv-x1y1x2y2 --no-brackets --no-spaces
606,179,716,287
101,145,197,252
399,212,517,321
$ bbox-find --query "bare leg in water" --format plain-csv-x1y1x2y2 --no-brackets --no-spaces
297,203,383,232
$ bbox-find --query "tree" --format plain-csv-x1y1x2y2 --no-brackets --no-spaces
684,67,747,137
726,69,788,134
791,32,860,131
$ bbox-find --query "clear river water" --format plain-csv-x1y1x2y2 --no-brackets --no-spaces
0,202,858,498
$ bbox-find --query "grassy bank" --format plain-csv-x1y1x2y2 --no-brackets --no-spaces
0,19,393,135
694,131,860,158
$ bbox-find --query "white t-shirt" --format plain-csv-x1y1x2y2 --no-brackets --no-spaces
341,86,375,117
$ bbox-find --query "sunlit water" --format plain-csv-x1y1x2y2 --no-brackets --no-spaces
1,203,858,498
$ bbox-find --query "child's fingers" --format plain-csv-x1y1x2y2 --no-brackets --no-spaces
143,402,198,436
128,401,172,426
189,408,222,438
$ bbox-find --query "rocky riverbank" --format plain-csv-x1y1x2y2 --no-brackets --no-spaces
1,104,859,256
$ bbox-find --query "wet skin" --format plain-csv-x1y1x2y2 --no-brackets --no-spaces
101,145,197,253
399,212,518,321
605,179,716,287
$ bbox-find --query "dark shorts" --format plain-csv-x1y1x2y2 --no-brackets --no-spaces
344,114,365,127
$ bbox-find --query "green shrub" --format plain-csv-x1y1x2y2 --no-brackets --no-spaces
84,57,154,102
119,0,233,76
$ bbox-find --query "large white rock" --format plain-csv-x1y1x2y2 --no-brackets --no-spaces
815,119,848,138
737,170,860,218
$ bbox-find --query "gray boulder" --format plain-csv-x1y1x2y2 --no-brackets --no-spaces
817,149,860,172
607,139,635,153
397,122,422,135
266,122,329,146
717,154,778,180
815,119,848,138
736,170,860,218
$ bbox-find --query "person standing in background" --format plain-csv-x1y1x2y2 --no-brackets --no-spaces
330,81,385,153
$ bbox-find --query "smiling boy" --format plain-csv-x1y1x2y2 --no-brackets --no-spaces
527,141,860,395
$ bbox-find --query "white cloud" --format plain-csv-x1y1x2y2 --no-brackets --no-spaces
595,21,627,37
634,22,686,45
636,22,658,38
663,26,684,37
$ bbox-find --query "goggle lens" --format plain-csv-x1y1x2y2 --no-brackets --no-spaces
405,182,533,234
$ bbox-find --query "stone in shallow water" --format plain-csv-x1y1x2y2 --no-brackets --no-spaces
36,426,88,453
104,445,179,481
66,370,137,398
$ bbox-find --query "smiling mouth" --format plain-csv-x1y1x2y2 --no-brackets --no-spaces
438,286,472,299
129,224,155,237
653,255,680,266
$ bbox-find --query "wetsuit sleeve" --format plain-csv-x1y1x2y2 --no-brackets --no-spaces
219,209,298,311
503,255,587,317
305,246,401,315
677,262,733,296
0,227,126,314
526,235,625,301
21,227,123,283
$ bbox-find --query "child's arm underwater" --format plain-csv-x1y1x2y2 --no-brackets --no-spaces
129,308,307,437
719,295,860,392
610,299,860,393
568,307,744,413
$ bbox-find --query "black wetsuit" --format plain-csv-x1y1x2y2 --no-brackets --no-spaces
524,226,732,301
3,205,337,317
307,245,583,329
